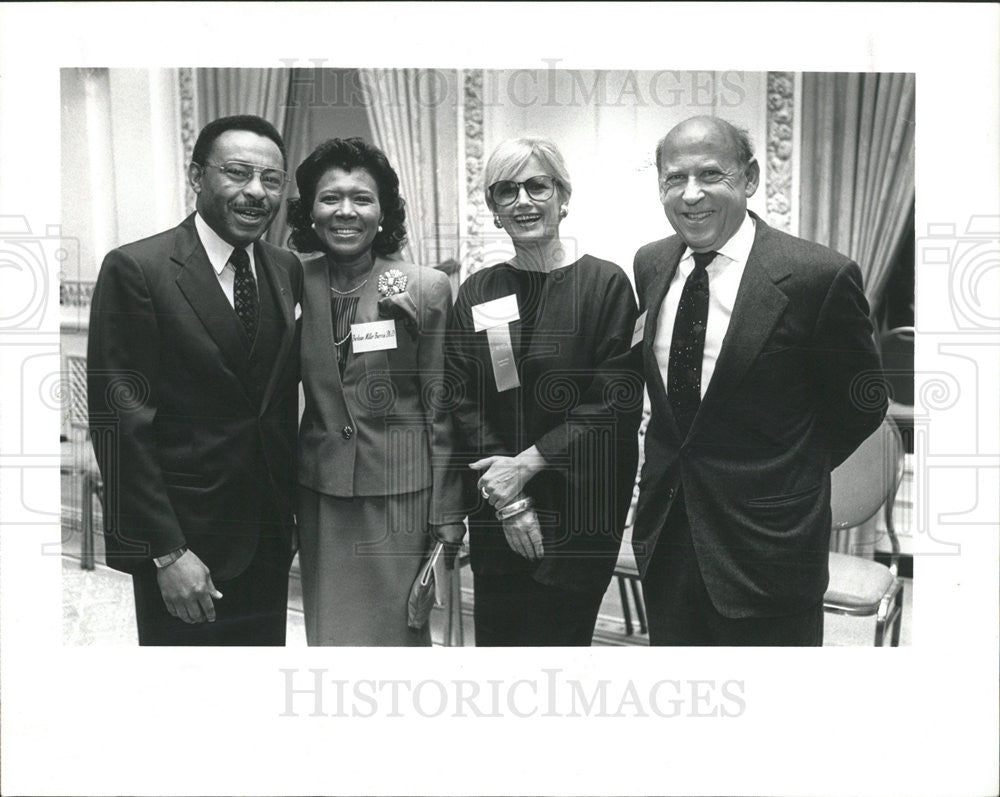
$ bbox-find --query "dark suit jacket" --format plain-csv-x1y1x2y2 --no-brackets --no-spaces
87,213,302,580
632,213,886,618
297,255,462,525
446,256,643,593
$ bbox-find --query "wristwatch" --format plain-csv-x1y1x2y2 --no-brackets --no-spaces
153,546,188,568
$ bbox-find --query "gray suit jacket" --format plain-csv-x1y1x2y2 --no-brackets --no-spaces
297,255,462,526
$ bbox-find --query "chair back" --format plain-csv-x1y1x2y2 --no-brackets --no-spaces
830,417,904,531
66,354,89,430
879,326,914,407
64,354,99,476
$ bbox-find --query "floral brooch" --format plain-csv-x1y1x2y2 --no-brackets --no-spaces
376,269,417,339
377,269,408,297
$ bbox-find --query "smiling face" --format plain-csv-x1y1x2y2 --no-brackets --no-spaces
494,155,564,243
189,129,284,247
657,118,759,253
310,167,383,263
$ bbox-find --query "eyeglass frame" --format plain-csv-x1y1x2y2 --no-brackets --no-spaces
488,174,559,207
198,160,290,192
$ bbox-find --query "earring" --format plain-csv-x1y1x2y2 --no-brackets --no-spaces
378,224,383,233
493,214,503,228
559,207,568,219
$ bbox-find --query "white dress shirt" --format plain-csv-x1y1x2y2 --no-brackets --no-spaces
653,212,756,399
194,213,257,309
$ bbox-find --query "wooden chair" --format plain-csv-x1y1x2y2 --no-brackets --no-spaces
825,417,906,645
613,402,650,638
442,541,470,647
65,354,103,570
880,326,914,452
614,546,648,638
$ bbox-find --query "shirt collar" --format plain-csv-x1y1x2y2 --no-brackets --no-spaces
680,212,756,270
194,212,255,276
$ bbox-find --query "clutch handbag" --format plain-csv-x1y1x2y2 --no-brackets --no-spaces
407,540,443,630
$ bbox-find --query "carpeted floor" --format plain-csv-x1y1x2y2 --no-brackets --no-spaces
61,432,915,647
61,539,912,648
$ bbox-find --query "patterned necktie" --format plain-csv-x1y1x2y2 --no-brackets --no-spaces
667,250,716,435
230,247,258,343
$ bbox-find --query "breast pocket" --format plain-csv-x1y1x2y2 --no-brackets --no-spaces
736,344,812,435
161,470,211,488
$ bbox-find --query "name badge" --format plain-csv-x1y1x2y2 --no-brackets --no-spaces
631,310,647,348
472,294,520,332
351,320,397,352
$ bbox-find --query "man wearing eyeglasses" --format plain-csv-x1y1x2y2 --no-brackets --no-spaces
87,115,302,645
631,116,886,646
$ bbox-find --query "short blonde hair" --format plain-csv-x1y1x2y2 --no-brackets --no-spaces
483,136,572,211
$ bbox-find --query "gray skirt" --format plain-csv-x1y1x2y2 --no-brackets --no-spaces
297,486,433,646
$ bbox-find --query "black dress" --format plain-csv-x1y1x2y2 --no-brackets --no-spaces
446,255,643,645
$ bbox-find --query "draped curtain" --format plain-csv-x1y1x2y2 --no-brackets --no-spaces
799,73,915,307
359,69,459,266
193,68,291,245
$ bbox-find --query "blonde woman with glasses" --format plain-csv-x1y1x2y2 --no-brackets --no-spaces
446,136,644,646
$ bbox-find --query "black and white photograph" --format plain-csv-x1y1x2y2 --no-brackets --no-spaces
58,64,913,649
1,3,997,796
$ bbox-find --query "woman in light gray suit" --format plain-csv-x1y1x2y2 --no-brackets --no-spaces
287,138,465,646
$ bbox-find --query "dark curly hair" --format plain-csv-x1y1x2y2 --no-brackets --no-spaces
286,137,407,256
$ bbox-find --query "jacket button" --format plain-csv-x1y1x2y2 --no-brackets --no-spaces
342,425,354,440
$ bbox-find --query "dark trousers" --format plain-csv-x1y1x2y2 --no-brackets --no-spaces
473,572,606,647
132,532,290,646
642,492,824,647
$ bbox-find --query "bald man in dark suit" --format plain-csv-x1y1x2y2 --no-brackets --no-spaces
632,116,886,646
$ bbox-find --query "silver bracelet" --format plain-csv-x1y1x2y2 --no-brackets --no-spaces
496,497,534,521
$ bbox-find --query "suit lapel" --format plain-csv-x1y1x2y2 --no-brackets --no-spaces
696,219,790,420
257,242,296,412
172,217,255,405
643,239,685,438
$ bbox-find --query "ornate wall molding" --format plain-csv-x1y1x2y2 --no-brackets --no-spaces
178,67,198,215
766,71,794,232
462,69,487,278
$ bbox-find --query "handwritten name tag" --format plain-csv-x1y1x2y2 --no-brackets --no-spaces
351,320,397,352
631,310,647,348
472,294,520,332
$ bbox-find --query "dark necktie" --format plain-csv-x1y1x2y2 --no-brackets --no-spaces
667,250,716,436
231,247,258,343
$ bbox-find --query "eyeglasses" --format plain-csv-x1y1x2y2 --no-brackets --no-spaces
202,161,289,192
488,175,557,206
